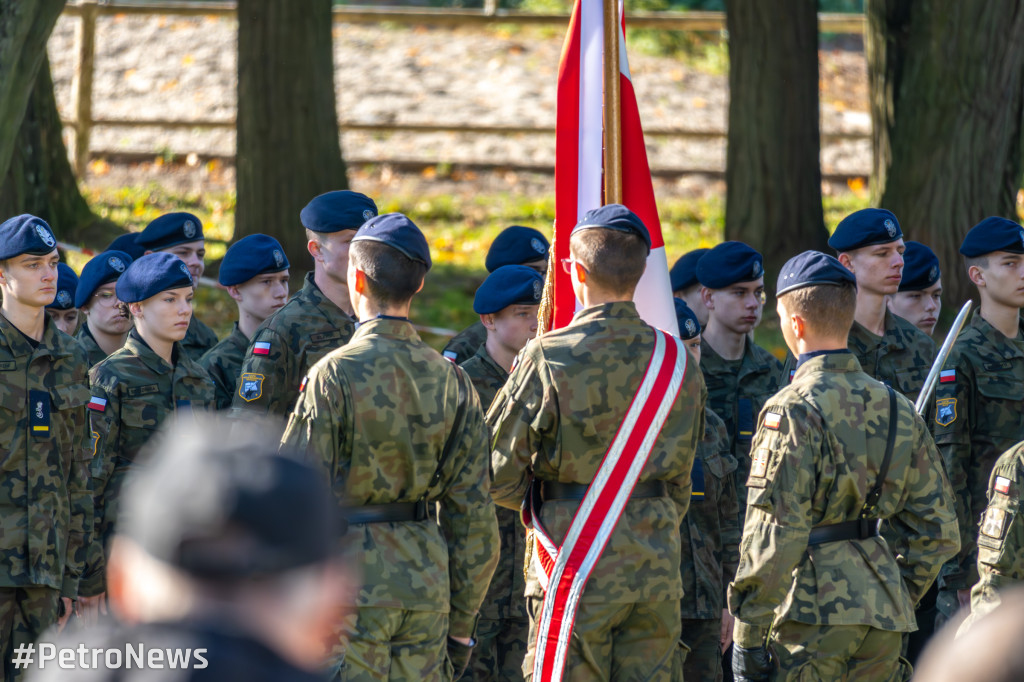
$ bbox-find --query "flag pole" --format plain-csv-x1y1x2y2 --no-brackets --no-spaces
603,0,623,204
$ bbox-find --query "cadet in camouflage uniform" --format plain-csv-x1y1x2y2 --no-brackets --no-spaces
231,191,376,422
489,205,705,681
74,250,134,368
674,298,740,682
670,247,710,327
932,217,1024,626
44,263,80,336
458,265,543,682
696,242,782,519
887,241,943,338
443,225,549,363
136,212,219,361
281,213,498,681
0,215,93,682
728,252,958,682
201,235,290,410
83,253,215,600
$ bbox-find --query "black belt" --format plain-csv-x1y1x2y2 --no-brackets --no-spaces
807,518,881,546
346,500,429,525
540,480,667,502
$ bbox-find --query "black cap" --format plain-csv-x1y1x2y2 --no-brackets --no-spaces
300,190,378,234
674,297,701,340
828,208,902,252
485,226,549,272
959,216,1024,258
696,241,763,289
670,248,709,292
898,241,941,292
352,212,432,270
0,214,58,260
137,212,204,252
777,250,857,296
571,204,652,254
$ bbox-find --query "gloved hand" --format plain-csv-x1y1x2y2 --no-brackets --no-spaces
732,643,774,682
447,637,475,679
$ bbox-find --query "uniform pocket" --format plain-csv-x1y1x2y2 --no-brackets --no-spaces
50,382,89,460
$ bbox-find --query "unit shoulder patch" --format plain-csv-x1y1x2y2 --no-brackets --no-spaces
935,397,957,427
238,372,264,402
981,507,1009,541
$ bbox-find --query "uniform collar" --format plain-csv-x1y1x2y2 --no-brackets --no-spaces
570,301,641,325
796,348,851,370
473,342,509,381
227,322,249,350
298,272,357,328
966,309,1024,359
125,329,176,375
849,309,907,352
792,349,863,382
350,316,419,343
0,311,69,360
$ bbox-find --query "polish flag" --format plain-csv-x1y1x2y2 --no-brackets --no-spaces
550,0,677,336
252,341,271,356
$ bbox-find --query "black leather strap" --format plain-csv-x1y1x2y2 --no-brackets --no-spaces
808,518,881,546
862,386,898,516
346,500,429,525
540,480,667,501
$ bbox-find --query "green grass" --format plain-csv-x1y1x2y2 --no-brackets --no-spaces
82,183,869,349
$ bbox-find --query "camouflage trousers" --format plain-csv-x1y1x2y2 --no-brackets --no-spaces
334,607,451,682
523,598,684,682
770,621,911,682
0,587,60,682
459,617,528,682
681,617,722,682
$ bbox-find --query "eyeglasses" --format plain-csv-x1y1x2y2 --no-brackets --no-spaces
560,258,588,275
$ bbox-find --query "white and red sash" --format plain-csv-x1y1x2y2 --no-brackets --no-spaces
522,329,688,681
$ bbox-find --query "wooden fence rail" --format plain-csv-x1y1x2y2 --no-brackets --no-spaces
62,0,868,177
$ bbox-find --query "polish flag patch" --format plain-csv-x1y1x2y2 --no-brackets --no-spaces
995,476,1012,495
253,341,271,356
939,369,956,383
789,369,796,383
765,412,782,430
87,396,106,412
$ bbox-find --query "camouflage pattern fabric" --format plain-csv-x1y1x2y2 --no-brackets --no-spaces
932,312,1024,596
82,332,215,595
847,310,935,402
0,314,93,600
729,352,958,655
200,323,249,410
336,607,451,682
0,586,61,682
965,439,1024,626
769,621,910,682
280,318,499,668
443,321,487,364
681,618,723,682
522,597,685,682
699,335,782,518
488,301,704,682
179,315,218,362
459,343,527,682
74,322,110,368
231,272,355,420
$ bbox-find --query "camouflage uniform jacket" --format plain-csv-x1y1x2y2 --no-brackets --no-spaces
932,311,1024,591
681,406,740,620
489,302,705,604
200,323,248,410
699,336,782,514
231,273,355,420
460,343,527,623
83,332,215,594
75,322,110,368
280,318,499,639
728,352,959,649
443,321,487,363
847,310,936,402
0,314,93,597
180,316,218,363
966,440,1024,623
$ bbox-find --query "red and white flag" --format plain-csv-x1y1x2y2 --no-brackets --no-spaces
551,0,677,336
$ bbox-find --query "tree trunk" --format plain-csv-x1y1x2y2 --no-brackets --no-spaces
867,0,1024,305
0,0,64,181
236,0,348,269
724,0,828,290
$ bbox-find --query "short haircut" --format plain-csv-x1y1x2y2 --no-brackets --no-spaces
350,240,427,307
569,228,647,294
305,229,321,246
779,281,857,339
964,254,990,272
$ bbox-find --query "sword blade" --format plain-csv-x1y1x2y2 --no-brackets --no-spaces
915,300,973,415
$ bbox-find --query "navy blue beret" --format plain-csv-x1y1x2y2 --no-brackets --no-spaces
828,208,902,252
670,248,709,292
959,216,1024,258
473,265,544,315
116,252,194,304
300,191,378,233
485,226,549,273
0,214,58,260
137,212,204,252
219,234,290,287
898,241,941,292
571,204,652,253
777,250,856,296
674,297,701,340
107,232,146,261
76,250,133,308
353,213,432,270
46,263,79,310
696,241,763,289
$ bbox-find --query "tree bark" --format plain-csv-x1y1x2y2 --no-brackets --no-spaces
724,0,828,289
867,0,1024,305
236,0,348,268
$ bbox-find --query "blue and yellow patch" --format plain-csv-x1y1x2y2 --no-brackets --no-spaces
935,397,957,427
239,373,264,402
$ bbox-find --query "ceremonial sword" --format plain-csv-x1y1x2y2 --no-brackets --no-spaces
914,300,973,416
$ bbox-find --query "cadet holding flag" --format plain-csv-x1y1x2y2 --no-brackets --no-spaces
728,251,958,682
74,250,134,368
201,234,290,410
